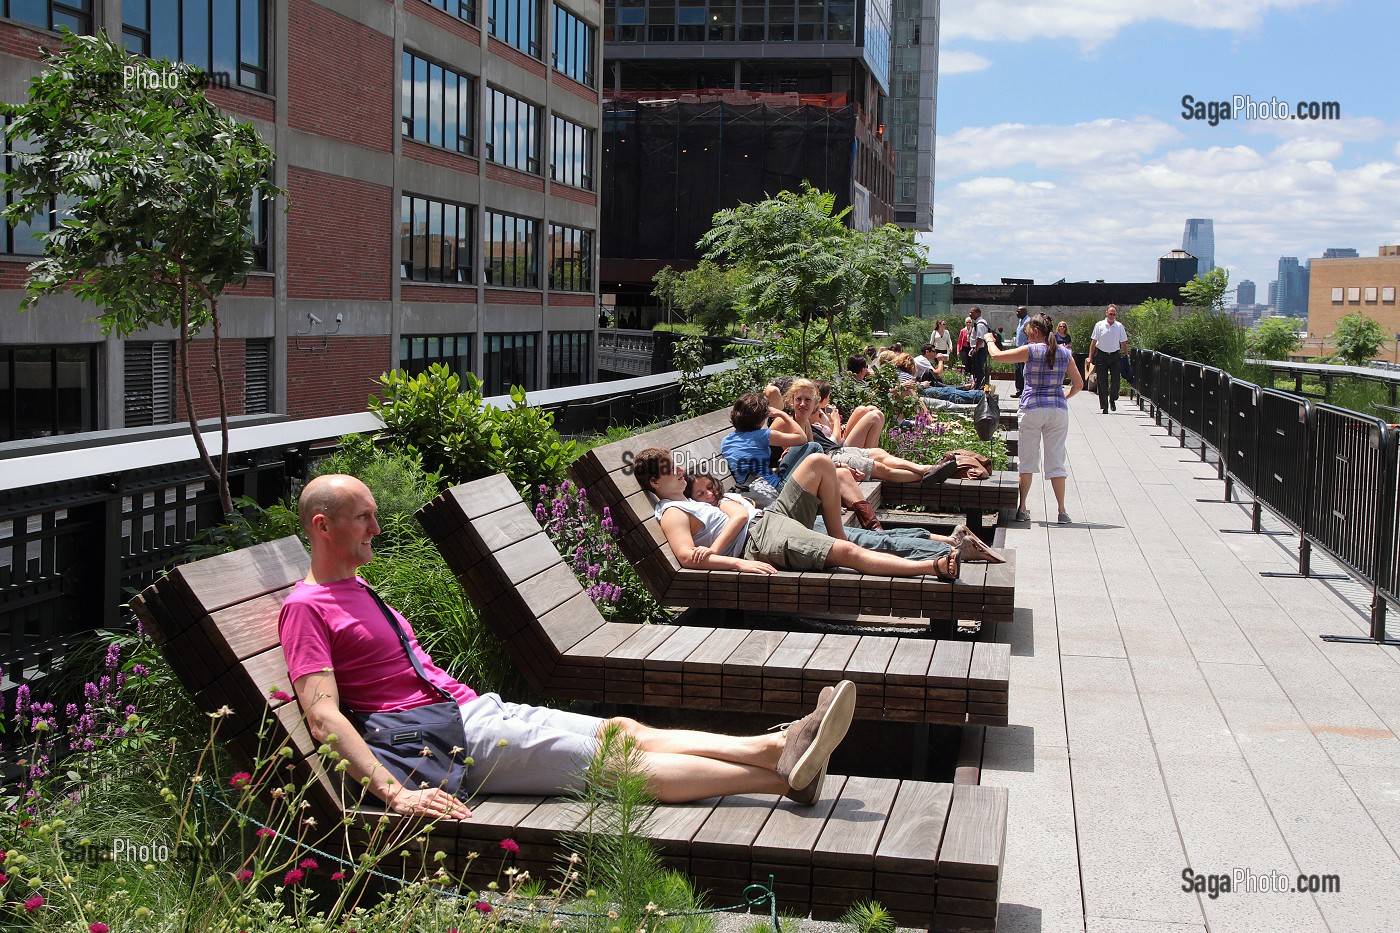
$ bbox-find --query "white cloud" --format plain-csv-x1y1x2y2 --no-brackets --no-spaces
1271,138,1345,161
944,0,1328,46
929,121,1400,288
936,118,1181,176
940,50,993,75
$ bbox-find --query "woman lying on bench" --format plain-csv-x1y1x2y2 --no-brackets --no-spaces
633,447,960,580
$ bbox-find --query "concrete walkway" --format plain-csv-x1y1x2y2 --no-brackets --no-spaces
985,390,1400,933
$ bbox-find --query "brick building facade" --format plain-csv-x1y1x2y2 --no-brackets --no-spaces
1,0,602,443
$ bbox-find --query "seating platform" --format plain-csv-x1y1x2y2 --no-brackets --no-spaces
129,530,1008,932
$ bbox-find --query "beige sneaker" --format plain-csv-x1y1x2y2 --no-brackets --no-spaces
774,681,857,804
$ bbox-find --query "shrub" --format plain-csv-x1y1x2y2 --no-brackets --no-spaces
370,364,576,502
1331,312,1386,367
1247,317,1303,361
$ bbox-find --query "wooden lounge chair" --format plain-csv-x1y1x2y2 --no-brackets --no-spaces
130,535,1008,931
417,474,1010,727
568,411,1017,628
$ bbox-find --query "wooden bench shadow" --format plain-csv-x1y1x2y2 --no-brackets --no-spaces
131,534,1007,932
567,410,1018,627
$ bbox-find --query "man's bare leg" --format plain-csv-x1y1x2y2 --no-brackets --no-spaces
636,753,786,803
786,454,849,540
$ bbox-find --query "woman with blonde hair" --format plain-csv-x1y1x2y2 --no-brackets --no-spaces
784,379,947,485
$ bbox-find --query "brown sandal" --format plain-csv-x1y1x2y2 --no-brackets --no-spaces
934,548,960,582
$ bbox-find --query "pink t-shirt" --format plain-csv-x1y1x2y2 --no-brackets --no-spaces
278,577,477,713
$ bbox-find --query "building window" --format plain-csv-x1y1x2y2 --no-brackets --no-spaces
488,0,540,57
2,119,72,256
247,193,271,271
548,224,592,291
483,332,537,394
2,345,99,441
401,334,473,378
485,87,541,174
401,195,475,284
548,331,591,388
1,0,91,33
122,0,267,92
421,0,476,25
1331,287,1344,303
484,209,538,288
1383,287,1396,303
549,114,594,190
552,4,595,86
402,51,476,155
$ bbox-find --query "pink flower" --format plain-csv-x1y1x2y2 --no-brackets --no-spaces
331,871,346,881
236,869,253,883
298,858,318,870
476,901,494,914
24,895,44,912
255,827,276,838
269,690,293,703
283,868,305,886
0,872,7,885
499,837,520,854
229,772,252,789
90,924,110,933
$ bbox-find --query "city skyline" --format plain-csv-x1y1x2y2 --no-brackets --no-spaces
925,0,1400,295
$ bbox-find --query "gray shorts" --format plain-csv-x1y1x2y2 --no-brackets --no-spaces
828,447,876,479
459,693,603,795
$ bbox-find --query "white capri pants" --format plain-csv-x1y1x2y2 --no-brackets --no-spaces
1017,406,1070,479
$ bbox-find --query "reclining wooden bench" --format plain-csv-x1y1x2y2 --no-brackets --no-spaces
130,532,1007,932
568,411,1017,628
418,474,1009,728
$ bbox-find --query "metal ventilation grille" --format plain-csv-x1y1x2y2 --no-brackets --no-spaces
123,341,173,427
244,340,271,414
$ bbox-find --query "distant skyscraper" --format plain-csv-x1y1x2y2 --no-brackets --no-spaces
1322,247,1359,259
1267,280,1278,308
1182,219,1215,277
1236,279,1256,306
890,0,939,230
1275,257,1310,317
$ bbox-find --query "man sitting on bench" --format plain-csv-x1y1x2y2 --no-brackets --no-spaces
633,447,959,580
281,474,859,818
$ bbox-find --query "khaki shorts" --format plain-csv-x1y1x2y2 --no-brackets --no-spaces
743,481,834,571
829,447,876,479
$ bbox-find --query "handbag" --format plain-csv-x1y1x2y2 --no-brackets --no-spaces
948,449,993,480
348,585,473,800
973,392,999,442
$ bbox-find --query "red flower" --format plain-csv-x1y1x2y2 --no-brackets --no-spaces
283,868,305,886
476,901,494,914
236,869,253,883
23,895,44,912
499,838,520,854
331,871,346,881
0,872,8,885
254,827,276,838
229,772,252,789
270,690,293,703
298,858,318,870
90,924,110,933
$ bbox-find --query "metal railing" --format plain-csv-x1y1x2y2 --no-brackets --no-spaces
1132,348,1399,644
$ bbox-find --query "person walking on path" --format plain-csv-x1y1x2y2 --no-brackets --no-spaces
967,307,992,387
930,319,953,355
1087,304,1129,413
1011,306,1030,398
987,312,1084,524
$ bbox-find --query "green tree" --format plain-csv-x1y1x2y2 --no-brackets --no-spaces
1247,317,1302,361
1180,267,1230,313
1,30,280,515
1331,312,1385,366
650,260,747,334
699,184,923,370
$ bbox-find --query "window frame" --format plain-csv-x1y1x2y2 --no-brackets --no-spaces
547,223,592,292
402,49,477,156
552,4,595,86
549,113,594,190
488,0,542,58
400,193,477,285
121,0,268,92
483,208,539,289
485,86,542,175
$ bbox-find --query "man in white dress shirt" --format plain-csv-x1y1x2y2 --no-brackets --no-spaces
1088,304,1129,413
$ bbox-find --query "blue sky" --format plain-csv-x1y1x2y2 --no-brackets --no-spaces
925,0,1400,297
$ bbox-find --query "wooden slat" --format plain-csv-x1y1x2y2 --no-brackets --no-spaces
937,785,1009,882
168,535,309,614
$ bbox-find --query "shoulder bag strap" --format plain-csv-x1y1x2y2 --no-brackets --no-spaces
361,582,455,703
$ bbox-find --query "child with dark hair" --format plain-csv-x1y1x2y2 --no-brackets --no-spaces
721,392,813,506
